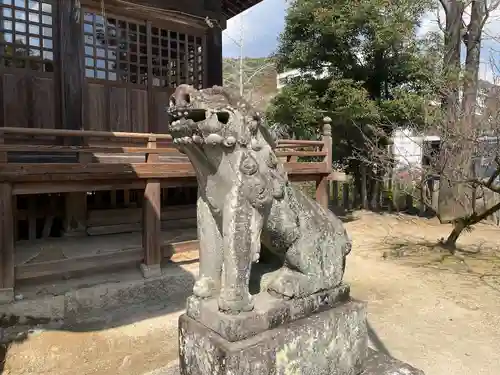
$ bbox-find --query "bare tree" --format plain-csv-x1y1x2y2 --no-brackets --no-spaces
358,97,500,250
437,0,500,228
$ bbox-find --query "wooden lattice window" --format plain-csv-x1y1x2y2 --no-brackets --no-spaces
0,0,54,71
83,9,205,88
151,28,204,89
83,11,148,84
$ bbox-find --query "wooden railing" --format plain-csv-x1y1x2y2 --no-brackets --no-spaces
0,118,333,300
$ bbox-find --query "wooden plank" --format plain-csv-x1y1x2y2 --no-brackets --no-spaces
276,140,324,146
275,151,327,157
152,90,172,134
109,87,130,132
32,77,56,129
130,89,149,133
2,74,29,128
86,217,196,236
0,183,14,289
0,127,173,140
0,145,179,154
85,83,108,131
0,162,196,182
15,248,143,280
13,180,148,195
87,205,196,227
284,162,329,175
143,179,162,265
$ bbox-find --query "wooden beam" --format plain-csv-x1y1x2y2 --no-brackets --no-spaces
59,0,84,133
0,127,173,140
0,183,14,303
205,27,223,87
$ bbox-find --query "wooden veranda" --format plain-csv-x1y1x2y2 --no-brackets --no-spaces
0,0,333,303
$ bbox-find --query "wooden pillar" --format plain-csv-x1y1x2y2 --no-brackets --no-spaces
316,117,332,209
141,138,162,278
0,183,14,303
205,26,223,86
60,0,88,236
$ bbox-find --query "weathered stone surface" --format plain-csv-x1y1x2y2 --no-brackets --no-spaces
143,349,426,375
362,349,425,375
140,263,162,279
186,284,350,342
167,85,351,314
179,300,368,375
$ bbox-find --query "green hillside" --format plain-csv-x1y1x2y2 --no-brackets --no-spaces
222,57,278,111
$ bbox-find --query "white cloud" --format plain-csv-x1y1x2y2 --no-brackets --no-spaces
222,0,287,57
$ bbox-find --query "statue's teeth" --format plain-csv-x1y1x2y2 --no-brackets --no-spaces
205,133,223,145
183,136,192,144
192,135,203,144
184,111,189,116
223,136,236,147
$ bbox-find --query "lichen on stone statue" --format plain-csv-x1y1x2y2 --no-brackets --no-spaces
167,84,351,315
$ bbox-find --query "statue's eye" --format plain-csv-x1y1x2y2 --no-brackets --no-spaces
240,153,258,175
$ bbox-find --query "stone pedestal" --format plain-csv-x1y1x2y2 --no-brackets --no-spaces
178,284,425,375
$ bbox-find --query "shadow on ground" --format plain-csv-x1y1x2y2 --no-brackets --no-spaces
0,258,198,374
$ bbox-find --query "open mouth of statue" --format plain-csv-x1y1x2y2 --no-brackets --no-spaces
167,105,231,146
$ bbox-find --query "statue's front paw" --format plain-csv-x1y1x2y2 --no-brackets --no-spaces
193,277,217,298
218,292,254,314
267,269,311,299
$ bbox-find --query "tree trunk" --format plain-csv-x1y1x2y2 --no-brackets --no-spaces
437,0,467,223
444,219,466,249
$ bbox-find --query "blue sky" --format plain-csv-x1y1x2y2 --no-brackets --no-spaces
222,1,500,83
222,0,287,58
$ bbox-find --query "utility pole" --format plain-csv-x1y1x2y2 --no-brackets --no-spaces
239,15,244,96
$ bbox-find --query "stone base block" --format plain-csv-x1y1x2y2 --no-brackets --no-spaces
186,283,350,342
362,349,425,374
179,299,368,375
0,288,14,305
140,263,162,279
144,349,425,375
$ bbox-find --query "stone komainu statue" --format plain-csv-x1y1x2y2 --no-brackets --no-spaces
167,85,351,314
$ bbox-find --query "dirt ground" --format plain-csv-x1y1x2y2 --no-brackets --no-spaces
3,211,500,375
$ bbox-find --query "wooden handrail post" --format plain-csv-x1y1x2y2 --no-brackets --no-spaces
141,138,162,278
316,117,332,209
0,182,14,304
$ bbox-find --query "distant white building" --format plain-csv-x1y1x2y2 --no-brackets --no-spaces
276,66,330,90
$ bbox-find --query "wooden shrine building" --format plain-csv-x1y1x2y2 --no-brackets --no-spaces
0,0,333,303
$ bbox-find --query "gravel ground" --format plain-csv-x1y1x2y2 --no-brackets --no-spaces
3,211,500,375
